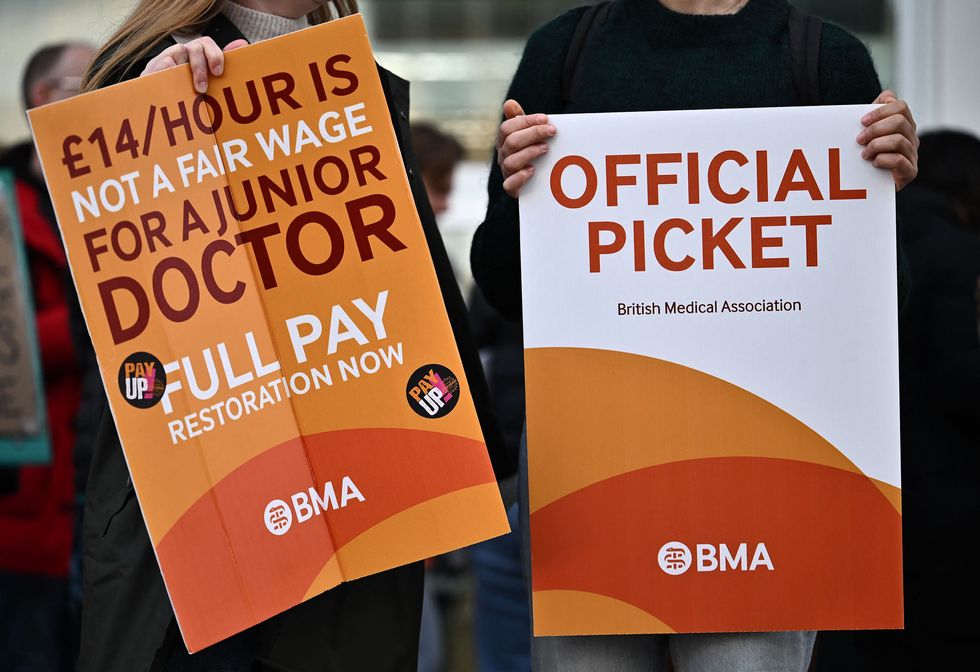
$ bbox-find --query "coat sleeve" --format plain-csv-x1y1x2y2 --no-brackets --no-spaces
35,303,76,373
469,8,588,322
377,67,517,479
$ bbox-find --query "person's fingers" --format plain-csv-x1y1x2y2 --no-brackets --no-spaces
501,143,549,175
503,99,526,120
497,113,550,150
871,152,916,190
862,134,915,163
873,89,898,105
502,125,556,158
160,44,190,66
499,114,550,145
503,165,535,198
857,113,914,145
142,44,190,75
872,153,911,172
164,44,190,64
873,154,917,178
199,37,225,76
185,41,210,93
223,38,250,52
142,55,178,75
861,97,913,129
139,38,244,85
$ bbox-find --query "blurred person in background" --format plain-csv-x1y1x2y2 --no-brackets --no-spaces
412,122,464,219
467,286,531,672
816,130,980,672
411,121,460,672
471,0,918,670
0,41,94,672
1,140,18,501
412,121,530,672
457,111,530,669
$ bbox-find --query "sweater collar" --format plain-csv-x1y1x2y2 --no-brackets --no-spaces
221,2,310,44
621,0,790,44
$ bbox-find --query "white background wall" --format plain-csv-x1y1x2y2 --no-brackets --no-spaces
4,0,978,144
0,0,976,288
895,0,980,135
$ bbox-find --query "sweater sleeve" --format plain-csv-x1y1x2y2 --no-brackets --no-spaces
818,23,882,106
817,23,910,308
469,7,588,322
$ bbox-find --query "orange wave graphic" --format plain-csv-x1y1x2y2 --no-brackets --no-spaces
312,481,508,594
525,347,900,514
531,457,903,634
525,347,903,634
156,427,506,651
533,590,676,635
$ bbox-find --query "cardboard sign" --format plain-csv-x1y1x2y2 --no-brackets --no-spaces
520,106,902,635
0,170,51,465
29,15,507,652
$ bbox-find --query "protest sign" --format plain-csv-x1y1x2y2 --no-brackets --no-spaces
520,106,902,635
0,170,51,465
29,15,507,652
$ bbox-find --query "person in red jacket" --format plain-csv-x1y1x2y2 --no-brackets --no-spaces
0,41,94,672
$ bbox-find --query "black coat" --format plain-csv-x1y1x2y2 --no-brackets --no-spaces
78,14,504,672
815,185,980,672
896,183,980,641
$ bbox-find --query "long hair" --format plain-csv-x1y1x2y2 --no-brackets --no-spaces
83,0,359,92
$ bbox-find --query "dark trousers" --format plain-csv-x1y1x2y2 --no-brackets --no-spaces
0,571,68,672
160,561,425,672
470,503,531,672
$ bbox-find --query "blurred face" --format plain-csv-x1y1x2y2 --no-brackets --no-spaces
30,45,96,108
422,172,454,217
659,0,749,14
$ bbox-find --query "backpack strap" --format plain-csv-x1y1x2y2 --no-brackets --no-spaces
788,5,823,106
562,1,614,108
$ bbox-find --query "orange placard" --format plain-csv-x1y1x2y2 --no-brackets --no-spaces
30,15,507,652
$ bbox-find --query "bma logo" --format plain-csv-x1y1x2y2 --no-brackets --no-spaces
264,499,292,536
658,541,692,575
658,541,774,575
263,476,365,537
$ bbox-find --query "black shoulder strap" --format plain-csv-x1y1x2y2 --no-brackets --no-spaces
788,5,823,106
562,1,614,108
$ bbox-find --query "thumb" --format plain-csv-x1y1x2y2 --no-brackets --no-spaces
223,39,250,52
503,99,526,120
873,89,897,104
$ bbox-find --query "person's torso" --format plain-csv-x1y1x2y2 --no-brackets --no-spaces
565,0,799,114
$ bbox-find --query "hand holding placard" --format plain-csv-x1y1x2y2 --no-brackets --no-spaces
30,16,507,652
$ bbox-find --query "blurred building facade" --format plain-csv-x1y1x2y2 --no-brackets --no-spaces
1,0,976,308
0,3,976,671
